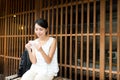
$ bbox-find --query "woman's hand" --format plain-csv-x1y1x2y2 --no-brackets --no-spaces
33,42,42,51
25,40,34,53
25,41,37,64
26,40,43,52
25,42,32,53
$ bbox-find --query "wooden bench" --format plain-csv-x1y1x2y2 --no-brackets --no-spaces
5,74,71,80
5,74,20,80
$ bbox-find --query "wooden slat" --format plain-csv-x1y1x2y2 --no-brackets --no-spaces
109,0,113,79
100,0,105,80
65,5,67,78
93,0,96,80
59,3,63,76
14,16,16,49
4,0,7,74
22,13,24,53
86,1,90,80
56,6,58,35
80,0,84,80
75,1,78,80
69,3,72,79
117,0,120,80
47,9,50,34
51,8,54,35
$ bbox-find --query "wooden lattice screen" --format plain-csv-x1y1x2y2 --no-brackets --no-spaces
0,0,35,77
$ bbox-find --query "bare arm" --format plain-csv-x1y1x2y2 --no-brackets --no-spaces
38,38,57,64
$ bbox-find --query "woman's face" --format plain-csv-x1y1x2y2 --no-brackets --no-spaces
34,23,47,38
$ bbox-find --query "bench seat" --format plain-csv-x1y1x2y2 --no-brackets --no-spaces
5,74,71,80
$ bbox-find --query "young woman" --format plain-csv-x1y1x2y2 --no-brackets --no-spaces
21,18,59,80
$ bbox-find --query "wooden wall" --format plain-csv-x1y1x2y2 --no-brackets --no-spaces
0,0,35,77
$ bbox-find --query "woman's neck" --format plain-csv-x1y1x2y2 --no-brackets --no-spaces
38,35,49,41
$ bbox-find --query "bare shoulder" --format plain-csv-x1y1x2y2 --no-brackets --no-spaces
33,38,39,42
51,37,57,43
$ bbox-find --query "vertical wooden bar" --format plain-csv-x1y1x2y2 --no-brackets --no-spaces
9,0,11,14
10,59,11,75
11,17,13,64
4,0,7,76
16,36,18,57
59,4,63,77
70,4,72,34
16,0,18,13
75,1,78,80
109,0,112,79
86,1,90,80
65,5,67,78
117,0,120,80
13,36,15,57
76,2,78,34
65,1,68,35
17,16,19,57
56,5,58,36
81,0,84,80
16,15,18,36
61,7,63,35
13,58,15,74
39,0,43,18
14,59,18,73
14,16,16,57
100,0,105,80
22,0,24,12
20,0,22,12
6,34,8,75
7,17,8,42
93,0,96,80
28,0,30,11
69,36,72,79
52,7,54,35
44,10,46,19
14,0,16,13
8,59,9,75
31,12,34,37
48,9,50,34
19,14,22,57
12,0,14,14
60,37,62,76
15,17,17,57
69,2,72,79
10,16,11,36
65,36,67,77
22,13,25,52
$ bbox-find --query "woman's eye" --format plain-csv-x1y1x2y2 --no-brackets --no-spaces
35,27,44,31
39,28,43,31
35,28,37,31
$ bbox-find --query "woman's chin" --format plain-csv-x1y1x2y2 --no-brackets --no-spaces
37,35,42,38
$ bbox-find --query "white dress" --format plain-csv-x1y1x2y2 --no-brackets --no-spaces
21,37,59,80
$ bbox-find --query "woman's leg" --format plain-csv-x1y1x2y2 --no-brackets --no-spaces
34,73,54,80
21,70,37,80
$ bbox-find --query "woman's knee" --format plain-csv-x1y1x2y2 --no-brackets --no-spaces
21,70,37,80
34,74,54,80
